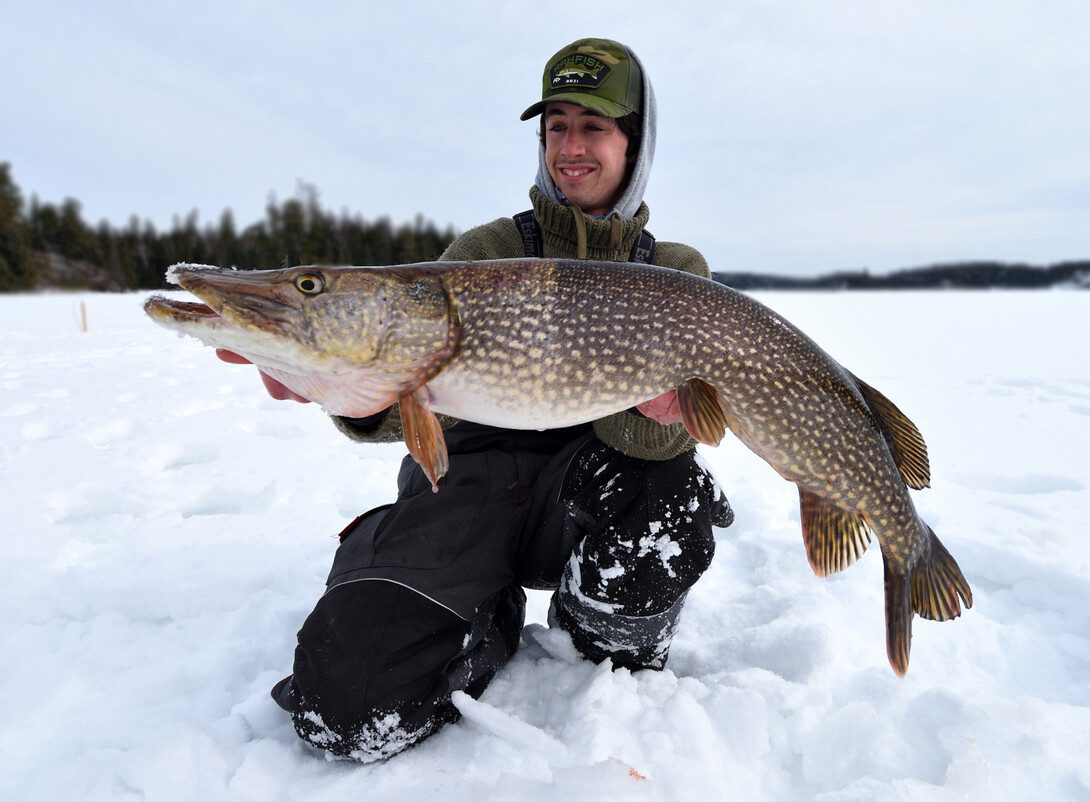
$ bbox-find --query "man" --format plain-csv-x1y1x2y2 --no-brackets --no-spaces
223,38,732,761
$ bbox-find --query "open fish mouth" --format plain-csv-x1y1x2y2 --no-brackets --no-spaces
145,264,296,337
144,285,288,349
144,288,322,394
144,295,220,323
144,293,274,335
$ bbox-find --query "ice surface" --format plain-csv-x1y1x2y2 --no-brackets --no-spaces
2,289,1088,801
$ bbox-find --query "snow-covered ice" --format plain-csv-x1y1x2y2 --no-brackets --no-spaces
2,288,1088,801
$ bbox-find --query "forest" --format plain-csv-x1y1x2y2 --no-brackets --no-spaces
2,162,1086,292
0,162,456,292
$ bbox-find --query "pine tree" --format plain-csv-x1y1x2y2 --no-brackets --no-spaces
0,163,34,290
58,198,104,265
215,209,241,268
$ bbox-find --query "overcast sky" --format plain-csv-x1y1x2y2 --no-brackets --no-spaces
5,0,1088,276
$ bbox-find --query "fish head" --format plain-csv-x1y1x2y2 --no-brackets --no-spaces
145,263,461,414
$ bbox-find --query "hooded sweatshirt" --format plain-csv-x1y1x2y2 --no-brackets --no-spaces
531,44,658,222
333,42,708,461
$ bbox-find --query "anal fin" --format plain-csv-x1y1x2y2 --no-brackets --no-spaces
798,487,872,577
677,378,729,446
399,386,449,492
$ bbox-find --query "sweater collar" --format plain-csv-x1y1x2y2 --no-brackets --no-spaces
529,186,650,261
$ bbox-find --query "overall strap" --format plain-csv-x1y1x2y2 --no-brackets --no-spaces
514,210,544,258
513,210,656,264
630,228,656,264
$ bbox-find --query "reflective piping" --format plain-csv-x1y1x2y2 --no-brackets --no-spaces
323,575,468,621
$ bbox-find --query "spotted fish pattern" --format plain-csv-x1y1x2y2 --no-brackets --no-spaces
145,259,972,675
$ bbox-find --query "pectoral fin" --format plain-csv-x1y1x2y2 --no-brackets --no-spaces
399,387,449,492
677,378,729,446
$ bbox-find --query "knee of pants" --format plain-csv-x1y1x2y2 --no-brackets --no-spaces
561,450,724,617
562,442,732,540
284,581,524,761
285,581,468,760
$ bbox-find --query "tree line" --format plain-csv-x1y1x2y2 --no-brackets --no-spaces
714,260,1090,291
0,162,458,292
3,162,1086,292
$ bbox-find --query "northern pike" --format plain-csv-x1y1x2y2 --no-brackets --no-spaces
145,259,972,676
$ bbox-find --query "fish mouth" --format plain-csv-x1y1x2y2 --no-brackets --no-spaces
144,295,221,323
146,264,296,336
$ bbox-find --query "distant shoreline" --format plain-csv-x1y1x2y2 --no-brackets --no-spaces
714,260,1089,290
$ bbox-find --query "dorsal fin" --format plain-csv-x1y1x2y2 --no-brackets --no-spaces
849,372,931,490
677,378,729,446
798,487,872,577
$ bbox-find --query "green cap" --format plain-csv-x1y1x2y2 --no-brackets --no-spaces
520,38,643,121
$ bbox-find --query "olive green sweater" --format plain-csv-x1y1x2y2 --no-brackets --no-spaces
332,187,710,461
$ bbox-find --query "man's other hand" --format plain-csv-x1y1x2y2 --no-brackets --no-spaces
215,349,312,404
637,390,682,425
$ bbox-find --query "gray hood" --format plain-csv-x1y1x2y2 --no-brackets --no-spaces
532,43,657,221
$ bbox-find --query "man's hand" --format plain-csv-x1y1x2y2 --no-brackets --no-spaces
215,349,312,404
637,390,683,425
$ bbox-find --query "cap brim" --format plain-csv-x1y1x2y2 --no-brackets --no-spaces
519,92,634,121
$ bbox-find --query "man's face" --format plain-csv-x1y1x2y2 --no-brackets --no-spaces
543,102,633,216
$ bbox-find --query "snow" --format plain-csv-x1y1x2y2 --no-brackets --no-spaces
2,289,1089,801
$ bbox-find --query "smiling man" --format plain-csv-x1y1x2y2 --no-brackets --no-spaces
541,104,635,215
247,37,734,761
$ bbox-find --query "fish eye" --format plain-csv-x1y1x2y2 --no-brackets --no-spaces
295,272,325,295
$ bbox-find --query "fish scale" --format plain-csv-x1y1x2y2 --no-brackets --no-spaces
436,261,741,420
145,258,972,675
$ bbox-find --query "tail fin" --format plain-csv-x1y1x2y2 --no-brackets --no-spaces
884,528,974,676
911,528,974,621
883,560,913,677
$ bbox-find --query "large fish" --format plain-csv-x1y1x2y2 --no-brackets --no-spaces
145,259,972,676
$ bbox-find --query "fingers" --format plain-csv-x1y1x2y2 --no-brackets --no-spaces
216,350,311,403
216,349,252,365
259,370,311,403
